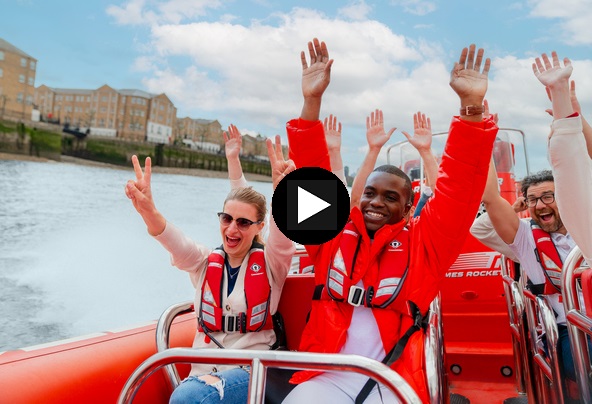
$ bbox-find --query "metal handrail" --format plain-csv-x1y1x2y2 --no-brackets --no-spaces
424,295,445,403
562,246,591,403
155,300,194,391
117,349,422,404
522,286,564,403
500,256,532,397
386,128,530,178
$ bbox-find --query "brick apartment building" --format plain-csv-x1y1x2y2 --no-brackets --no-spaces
34,85,177,143
176,117,223,149
0,37,267,152
0,38,37,121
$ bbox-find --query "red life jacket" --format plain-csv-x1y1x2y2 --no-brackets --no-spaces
315,221,410,308
199,244,273,334
531,221,563,294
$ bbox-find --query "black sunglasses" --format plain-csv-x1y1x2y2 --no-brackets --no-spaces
217,212,263,231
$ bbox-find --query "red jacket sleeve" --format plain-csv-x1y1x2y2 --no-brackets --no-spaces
415,116,498,275
286,118,331,171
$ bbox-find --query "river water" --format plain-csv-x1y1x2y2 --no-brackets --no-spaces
0,159,275,351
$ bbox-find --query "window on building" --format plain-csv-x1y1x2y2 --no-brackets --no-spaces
99,119,105,127
30,61,36,70
26,95,32,105
21,58,27,67
16,93,23,103
0,68,3,78
0,51,4,60
19,74,25,83
100,107,106,113
28,77,34,86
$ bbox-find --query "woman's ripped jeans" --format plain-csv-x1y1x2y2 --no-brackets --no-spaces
169,367,250,404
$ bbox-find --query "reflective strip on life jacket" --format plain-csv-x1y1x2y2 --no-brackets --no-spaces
531,221,563,294
320,222,409,308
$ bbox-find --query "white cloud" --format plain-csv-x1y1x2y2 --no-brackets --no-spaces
390,0,437,16
107,0,222,26
107,2,592,173
528,0,592,45
338,1,372,21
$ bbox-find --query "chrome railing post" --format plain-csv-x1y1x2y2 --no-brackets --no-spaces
537,295,565,402
155,300,194,391
562,246,591,403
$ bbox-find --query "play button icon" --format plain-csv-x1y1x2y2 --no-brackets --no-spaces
297,186,331,224
272,167,350,245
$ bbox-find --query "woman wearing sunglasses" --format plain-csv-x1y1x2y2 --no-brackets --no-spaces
125,136,296,404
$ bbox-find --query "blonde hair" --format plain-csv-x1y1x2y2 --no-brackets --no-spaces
224,187,267,245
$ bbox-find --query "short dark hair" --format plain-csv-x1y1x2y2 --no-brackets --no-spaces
520,170,554,197
372,164,414,204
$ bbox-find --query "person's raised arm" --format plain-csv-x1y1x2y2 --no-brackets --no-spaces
125,155,166,236
350,109,395,209
288,38,333,171
537,52,592,261
324,114,347,185
402,111,438,189
300,39,333,122
479,158,521,244
223,124,248,189
450,45,490,123
547,80,592,159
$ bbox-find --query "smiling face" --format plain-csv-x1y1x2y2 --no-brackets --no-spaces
359,171,411,236
526,181,565,234
220,199,265,264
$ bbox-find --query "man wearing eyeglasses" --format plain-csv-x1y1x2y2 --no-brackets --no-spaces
475,160,580,378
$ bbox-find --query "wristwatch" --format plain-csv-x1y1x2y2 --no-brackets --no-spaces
460,105,484,116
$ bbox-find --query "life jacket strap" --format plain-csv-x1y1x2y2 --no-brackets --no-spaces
200,312,273,334
354,300,428,404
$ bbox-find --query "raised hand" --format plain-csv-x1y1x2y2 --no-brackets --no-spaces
450,44,490,104
484,99,499,124
512,196,528,213
402,111,432,153
532,51,572,89
125,155,165,236
324,114,342,153
365,109,395,151
266,135,296,191
301,38,333,100
223,124,242,161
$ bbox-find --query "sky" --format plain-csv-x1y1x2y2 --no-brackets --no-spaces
4,0,592,175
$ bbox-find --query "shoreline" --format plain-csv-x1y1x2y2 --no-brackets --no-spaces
0,152,272,183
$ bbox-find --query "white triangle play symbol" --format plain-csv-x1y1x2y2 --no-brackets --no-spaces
298,186,331,224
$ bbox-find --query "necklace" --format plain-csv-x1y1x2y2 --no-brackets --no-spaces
226,261,241,279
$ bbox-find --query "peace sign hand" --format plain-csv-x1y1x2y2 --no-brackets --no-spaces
125,155,165,236
266,135,296,191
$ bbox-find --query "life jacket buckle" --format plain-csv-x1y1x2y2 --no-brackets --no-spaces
224,315,238,333
347,285,365,307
